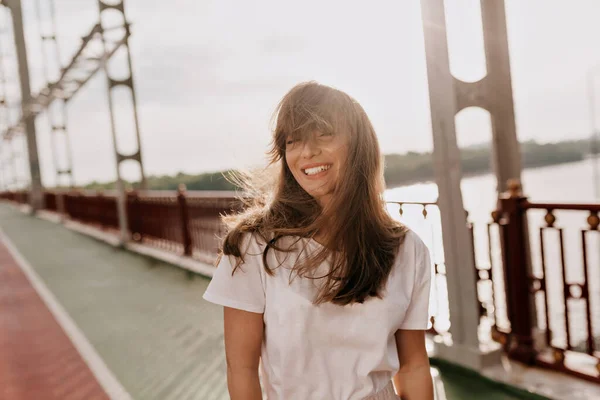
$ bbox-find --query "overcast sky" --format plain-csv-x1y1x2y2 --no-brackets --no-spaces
2,0,600,187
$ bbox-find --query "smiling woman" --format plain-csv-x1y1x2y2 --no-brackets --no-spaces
202,81,434,400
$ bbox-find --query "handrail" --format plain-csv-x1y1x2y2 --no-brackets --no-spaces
523,201,600,212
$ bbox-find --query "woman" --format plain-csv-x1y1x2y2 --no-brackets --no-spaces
203,82,434,399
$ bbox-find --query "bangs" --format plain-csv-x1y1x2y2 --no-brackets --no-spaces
281,105,337,142
271,83,355,159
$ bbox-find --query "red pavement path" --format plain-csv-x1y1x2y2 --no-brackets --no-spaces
0,238,109,400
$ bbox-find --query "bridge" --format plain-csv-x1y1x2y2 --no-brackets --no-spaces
1,0,600,399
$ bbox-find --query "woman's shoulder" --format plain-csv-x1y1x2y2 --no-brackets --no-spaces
393,229,431,270
400,229,429,255
384,230,432,295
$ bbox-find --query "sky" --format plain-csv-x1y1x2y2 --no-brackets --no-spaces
2,0,600,187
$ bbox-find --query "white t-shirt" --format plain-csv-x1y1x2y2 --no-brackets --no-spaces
202,230,432,400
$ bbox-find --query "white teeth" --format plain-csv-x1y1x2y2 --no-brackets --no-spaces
303,165,331,175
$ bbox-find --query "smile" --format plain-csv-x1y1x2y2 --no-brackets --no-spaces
302,164,332,176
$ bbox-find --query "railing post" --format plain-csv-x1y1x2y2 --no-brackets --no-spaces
97,189,106,230
128,189,142,242
56,190,66,223
497,180,537,364
77,190,84,223
178,184,193,257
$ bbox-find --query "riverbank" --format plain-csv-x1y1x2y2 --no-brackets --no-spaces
78,138,596,191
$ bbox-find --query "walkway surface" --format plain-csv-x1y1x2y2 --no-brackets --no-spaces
0,203,545,400
0,236,108,400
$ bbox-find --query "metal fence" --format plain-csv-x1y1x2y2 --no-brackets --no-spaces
1,188,239,265
492,185,600,383
0,190,28,204
126,188,241,262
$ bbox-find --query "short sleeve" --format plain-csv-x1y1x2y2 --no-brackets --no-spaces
202,234,266,314
399,235,432,330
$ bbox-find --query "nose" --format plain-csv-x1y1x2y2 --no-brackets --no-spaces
300,137,321,158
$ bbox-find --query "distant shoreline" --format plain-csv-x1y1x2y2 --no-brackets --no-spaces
78,139,596,192
382,139,594,190
386,156,593,190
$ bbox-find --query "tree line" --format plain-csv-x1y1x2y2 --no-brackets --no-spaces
81,138,596,191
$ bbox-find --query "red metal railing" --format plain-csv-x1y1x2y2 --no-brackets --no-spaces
44,192,58,212
127,190,182,253
0,190,29,204
0,188,240,264
492,182,600,383
126,187,240,261
185,192,242,262
64,191,120,230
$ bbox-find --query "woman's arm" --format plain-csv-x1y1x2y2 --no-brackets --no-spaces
392,329,434,400
224,307,264,400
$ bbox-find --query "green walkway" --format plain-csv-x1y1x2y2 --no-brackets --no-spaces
0,204,545,400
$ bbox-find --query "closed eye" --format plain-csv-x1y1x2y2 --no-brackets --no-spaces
286,138,300,147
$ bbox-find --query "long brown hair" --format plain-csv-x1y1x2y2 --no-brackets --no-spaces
220,81,408,305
